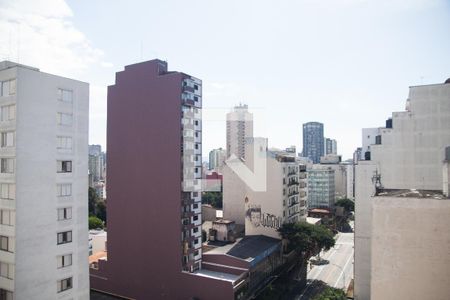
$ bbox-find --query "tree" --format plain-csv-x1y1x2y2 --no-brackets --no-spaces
89,216,104,229
278,222,335,259
89,187,99,215
335,198,354,212
312,286,346,300
202,191,223,208
96,200,107,224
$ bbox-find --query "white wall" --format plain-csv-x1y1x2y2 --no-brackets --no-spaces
354,162,377,300
371,84,450,190
0,64,89,299
371,196,450,300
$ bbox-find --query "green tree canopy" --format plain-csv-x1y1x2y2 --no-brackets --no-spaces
312,286,346,300
202,191,223,208
278,222,335,258
89,216,104,230
335,198,354,212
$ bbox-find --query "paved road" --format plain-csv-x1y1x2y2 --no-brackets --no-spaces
295,231,354,299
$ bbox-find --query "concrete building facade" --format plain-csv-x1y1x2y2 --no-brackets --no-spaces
307,165,335,209
302,122,324,164
325,138,337,155
226,104,253,160
0,61,89,299
90,60,244,300
209,147,226,171
223,139,308,237
354,80,450,300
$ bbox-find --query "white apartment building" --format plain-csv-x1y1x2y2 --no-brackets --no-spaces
181,76,203,271
307,165,335,209
354,79,450,300
208,147,226,171
223,138,308,238
0,61,89,299
226,104,253,160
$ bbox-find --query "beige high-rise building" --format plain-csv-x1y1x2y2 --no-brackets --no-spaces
226,104,253,160
354,79,450,300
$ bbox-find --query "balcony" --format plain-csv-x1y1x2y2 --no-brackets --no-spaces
287,170,297,176
182,223,195,231
182,211,195,219
288,180,299,187
183,85,195,93
289,201,299,208
288,191,299,197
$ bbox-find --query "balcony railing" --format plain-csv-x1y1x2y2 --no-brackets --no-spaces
288,191,299,197
287,180,299,186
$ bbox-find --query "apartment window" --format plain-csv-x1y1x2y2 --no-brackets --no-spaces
0,132,14,148
57,277,72,293
194,96,198,102
0,289,13,300
57,231,72,245
194,120,198,126
193,203,198,209
57,184,72,196
194,238,199,244
194,84,198,90
0,262,14,279
0,210,14,226
57,254,72,269
193,215,198,221
193,227,199,233
0,236,11,252
57,136,72,150
0,158,14,174
57,112,73,126
0,105,15,122
57,89,73,103
57,207,72,221
57,160,72,173
0,184,15,200
0,79,16,97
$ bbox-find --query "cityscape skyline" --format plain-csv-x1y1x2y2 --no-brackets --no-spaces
1,0,450,159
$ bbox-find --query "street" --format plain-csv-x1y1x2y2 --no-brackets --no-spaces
295,230,354,299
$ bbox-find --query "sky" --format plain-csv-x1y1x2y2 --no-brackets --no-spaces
1,0,449,159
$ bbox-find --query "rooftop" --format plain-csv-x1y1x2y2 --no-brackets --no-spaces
227,235,280,263
191,268,241,284
213,219,234,225
309,208,332,214
0,60,39,72
89,251,107,264
375,189,447,199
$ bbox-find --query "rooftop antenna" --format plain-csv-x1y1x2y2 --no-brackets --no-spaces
372,170,383,194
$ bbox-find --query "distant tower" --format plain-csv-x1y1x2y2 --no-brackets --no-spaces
302,122,324,163
325,138,337,155
226,104,253,160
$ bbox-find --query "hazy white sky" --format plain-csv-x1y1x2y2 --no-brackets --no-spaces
1,0,449,159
